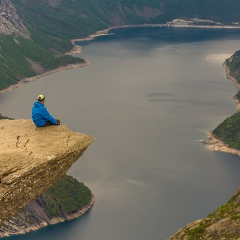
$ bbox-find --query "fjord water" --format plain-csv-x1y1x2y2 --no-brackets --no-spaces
2,27,240,240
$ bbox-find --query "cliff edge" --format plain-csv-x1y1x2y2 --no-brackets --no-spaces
0,119,94,227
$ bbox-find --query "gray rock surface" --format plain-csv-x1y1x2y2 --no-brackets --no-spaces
0,0,30,38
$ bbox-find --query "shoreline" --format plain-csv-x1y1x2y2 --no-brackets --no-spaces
0,44,89,96
224,63,240,111
0,19,240,238
71,22,240,42
1,20,240,154
201,62,240,155
1,20,240,96
202,132,240,155
74,21,240,41
0,195,95,238
0,60,89,96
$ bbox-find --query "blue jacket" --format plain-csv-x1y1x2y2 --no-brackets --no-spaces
32,102,57,127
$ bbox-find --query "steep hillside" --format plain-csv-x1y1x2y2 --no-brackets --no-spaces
225,51,240,85
0,0,29,38
225,51,240,103
12,0,164,39
209,53,240,149
211,112,240,150
168,188,240,240
0,0,85,91
0,175,95,238
12,0,240,41
1,0,240,91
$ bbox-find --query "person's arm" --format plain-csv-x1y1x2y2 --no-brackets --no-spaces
41,106,58,125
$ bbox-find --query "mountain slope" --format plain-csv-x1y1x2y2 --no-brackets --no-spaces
0,0,29,38
2,0,240,91
168,188,240,240
0,175,95,238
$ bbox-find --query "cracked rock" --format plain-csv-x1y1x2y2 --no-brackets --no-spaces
0,119,94,226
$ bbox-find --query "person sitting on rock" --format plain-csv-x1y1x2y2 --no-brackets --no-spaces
32,94,60,127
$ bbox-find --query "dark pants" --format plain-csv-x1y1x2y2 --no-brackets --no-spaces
44,119,60,126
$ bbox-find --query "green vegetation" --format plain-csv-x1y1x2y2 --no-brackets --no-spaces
185,220,211,240
44,175,92,217
0,33,85,90
0,114,13,120
225,51,240,102
211,51,240,151
4,175,93,229
226,51,240,83
212,112,240,149
0,0,240,91
13,0,161,39
13,0,240,31
2,1,240,237
176,192,240,239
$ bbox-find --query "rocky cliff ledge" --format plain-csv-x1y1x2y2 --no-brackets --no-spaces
0,119,94,227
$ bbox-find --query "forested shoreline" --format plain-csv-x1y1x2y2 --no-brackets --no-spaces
0,175,95,238
2,0,240,92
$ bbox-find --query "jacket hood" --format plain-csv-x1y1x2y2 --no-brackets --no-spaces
34,102,44,108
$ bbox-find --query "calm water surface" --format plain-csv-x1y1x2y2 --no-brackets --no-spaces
1,27,240,240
